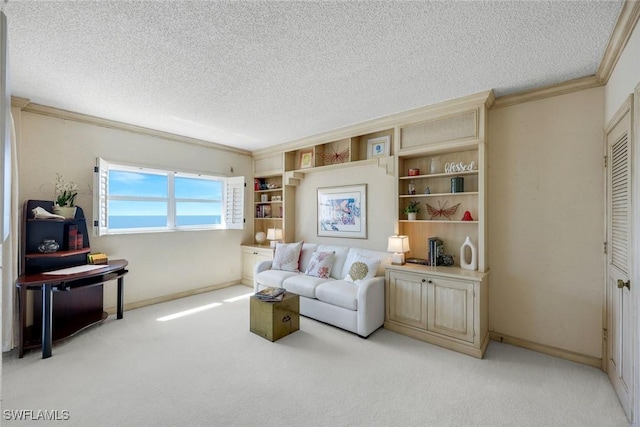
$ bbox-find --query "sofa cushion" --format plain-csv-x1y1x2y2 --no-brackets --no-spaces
282,274,331,299
341,248,390,278
316,244,350,279
298,243,318,272
315,280,358,311
304,251,335,279
272,241,303,272
344,254,380,284
256,269,299,287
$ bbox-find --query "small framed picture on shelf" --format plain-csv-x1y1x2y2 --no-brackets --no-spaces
367,136,390,159
299,148,314,169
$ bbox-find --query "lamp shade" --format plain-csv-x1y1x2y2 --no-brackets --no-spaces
388,235,410,265
387,235,410,253
266,228,283,240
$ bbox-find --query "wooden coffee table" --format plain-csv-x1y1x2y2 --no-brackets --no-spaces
250,292,299,342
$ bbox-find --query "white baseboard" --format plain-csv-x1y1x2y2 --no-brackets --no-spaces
489,331,602,369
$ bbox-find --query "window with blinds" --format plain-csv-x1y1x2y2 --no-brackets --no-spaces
610,132,630,274
93,158,244,235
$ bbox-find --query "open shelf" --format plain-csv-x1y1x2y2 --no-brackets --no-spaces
399,170,478,180
25,248,91,259
400,192,478,198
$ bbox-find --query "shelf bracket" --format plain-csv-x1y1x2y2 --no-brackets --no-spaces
377,155,395,175
284,171,305,186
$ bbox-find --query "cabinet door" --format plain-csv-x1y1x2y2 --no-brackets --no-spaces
387,271,428,329
427,277,474,342
242,247,273,285
241,249,256,284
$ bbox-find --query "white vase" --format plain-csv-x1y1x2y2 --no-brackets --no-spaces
407,212,417,221
460,236,477,270
53,205,77,219
430,157,441,174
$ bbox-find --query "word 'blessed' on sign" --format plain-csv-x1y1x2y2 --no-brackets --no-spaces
444,161,476,173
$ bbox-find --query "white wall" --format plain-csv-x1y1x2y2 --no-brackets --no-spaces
294,162,395,252
17,111,253,308
488,87,605,358
605,22,640,122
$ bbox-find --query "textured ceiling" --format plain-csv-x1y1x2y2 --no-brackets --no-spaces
4,1,624,152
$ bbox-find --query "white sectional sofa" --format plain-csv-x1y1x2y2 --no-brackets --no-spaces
254,243,392,338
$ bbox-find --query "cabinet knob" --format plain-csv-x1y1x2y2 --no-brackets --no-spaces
421,278,426,283
428,280,433,284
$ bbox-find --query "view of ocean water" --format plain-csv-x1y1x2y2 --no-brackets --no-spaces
109,215,221,229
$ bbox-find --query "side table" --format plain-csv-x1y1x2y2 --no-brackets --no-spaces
250,292,299,341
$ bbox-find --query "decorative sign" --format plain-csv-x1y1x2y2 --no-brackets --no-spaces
444,161,475,173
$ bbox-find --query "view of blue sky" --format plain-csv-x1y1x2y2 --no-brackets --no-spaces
108,170,223,217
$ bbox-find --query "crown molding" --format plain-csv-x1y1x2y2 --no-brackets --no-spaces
11,96,29,109
494,1,639,110
492,75,603,109
597,0,640,84
11,97,251,156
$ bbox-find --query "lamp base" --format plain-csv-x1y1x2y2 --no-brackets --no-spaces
270,240,277,249
391,252,405,265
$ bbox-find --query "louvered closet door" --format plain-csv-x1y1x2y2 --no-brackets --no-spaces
606,98,632,421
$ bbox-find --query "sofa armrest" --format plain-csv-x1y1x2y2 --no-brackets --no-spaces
253,260,273,291
355,276,385,337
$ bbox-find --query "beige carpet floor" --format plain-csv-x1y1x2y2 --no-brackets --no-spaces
1,285,630,426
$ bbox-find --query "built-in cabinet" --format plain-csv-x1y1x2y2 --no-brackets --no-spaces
247,92,493,358
241,245,273,286
385,264,488,358
387,91,493,357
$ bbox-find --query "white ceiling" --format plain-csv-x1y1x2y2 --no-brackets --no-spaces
4,1,624,152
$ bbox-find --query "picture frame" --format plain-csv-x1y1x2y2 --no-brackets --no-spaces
299,148,314,169
367,136,390,159
317,184,367,238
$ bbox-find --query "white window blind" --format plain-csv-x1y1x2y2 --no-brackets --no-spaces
610,133,630,274
225,176,245,230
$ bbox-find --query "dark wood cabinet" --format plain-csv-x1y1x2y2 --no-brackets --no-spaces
17,200,128,358
21,200,91,276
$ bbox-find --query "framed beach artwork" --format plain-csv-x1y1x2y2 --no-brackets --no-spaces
317,184,367,238
366,136,390,159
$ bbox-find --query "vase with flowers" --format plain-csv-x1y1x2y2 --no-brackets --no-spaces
52,173,79,219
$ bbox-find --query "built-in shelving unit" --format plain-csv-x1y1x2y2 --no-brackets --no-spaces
394,91,492,273
383,91,493,358
283,129,394,176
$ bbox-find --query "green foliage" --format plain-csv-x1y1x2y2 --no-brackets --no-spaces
403,200,420,214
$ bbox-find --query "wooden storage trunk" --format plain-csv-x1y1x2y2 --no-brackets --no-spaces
250,292,299,341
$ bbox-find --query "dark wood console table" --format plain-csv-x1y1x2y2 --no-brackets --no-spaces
16,259,129,359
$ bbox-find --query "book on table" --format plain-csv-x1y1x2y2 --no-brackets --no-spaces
254,287,286,302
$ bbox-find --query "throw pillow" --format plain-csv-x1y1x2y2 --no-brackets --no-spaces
344,255,380,284
304,251,335,279
272,241,303,272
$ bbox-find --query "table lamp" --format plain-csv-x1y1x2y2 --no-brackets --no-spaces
267,228,283,248
387,235,410,265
